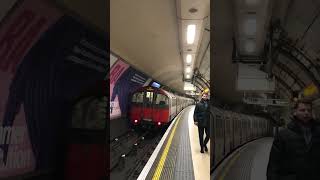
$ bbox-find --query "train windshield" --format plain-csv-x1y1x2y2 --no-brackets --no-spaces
145,91,154,107
132,92,144,104
155,94,169,108
132,91,168,108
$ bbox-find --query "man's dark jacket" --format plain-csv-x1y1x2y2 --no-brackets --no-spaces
267,117,320,180
193,99,210,127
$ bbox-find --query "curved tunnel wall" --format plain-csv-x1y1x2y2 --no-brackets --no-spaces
0,0,107,177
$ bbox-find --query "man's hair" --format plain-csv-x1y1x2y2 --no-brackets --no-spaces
293,98,312,109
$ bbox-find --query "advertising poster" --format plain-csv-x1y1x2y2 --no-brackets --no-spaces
110,58,150,120
0,0,62,177
110,59,130,119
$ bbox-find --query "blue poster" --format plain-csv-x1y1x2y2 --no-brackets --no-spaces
110,66,148,118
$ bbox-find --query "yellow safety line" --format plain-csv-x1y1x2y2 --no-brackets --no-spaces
152,114,182,180
217,150,241,180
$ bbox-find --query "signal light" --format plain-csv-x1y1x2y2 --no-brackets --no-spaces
134,119,138,123
157,122,161,126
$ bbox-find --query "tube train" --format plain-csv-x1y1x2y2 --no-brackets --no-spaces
129,86,194,128
211,106,272,170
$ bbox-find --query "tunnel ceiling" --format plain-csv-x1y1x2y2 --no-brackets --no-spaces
58,0,320,102
110,0,210,94
110,0,183,92
55,0,210,95
55,0,107,32
212,0,254,104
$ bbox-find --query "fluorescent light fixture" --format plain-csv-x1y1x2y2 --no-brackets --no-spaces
245,40,256,53
186,54,192,64
244,18,256,36
186,67,191,73
187,24,196,44
186,74,191,79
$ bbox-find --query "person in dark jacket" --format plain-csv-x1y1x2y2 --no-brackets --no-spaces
267,99,320,180
193,92,210,153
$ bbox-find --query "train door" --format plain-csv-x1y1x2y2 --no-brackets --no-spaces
213,108,224,167
248,116,252,140
177,98,180,112
154,93,170,123
175,98,178,113
226,114,232,155
143,90,155,121
239,116,242,145
130,91,144,122
175,98,178,115
231,113,235,150
246,118,249,141
171,97,177,117
223,114,227,156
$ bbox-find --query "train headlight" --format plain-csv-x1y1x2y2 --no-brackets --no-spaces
134,120,138,123
157,122,161,126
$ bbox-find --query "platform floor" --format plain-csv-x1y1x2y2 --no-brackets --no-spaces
212,137,273,180
138,105,210,180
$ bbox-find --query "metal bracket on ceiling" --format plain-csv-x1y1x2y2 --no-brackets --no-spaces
273,74,294,95
274,38,320,90
194,83,203,92
231,37,267,64
193,69,210,89
272,61,305,89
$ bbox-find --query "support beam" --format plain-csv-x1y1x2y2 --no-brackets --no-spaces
274,61,305,88
273,73,294,95
277,46,320,90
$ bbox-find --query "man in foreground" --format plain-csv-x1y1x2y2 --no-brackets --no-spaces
193,91,210,153
267,99,320,180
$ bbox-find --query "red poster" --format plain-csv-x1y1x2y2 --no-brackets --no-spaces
109,59,129,119
0,0,62,177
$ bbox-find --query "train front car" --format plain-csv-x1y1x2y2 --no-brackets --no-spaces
129,86,170,129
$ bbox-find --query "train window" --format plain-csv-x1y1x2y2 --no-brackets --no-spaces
72,96,106,130
132,92,144,104
155,94,169,107
172,98,176,106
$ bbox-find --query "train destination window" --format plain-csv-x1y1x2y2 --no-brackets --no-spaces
145,91,154,105
155,94,169,107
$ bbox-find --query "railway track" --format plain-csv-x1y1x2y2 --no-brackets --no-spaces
110,127,166,180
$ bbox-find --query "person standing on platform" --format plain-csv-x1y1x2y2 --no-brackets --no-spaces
193,89,210,153
267,99,320,180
